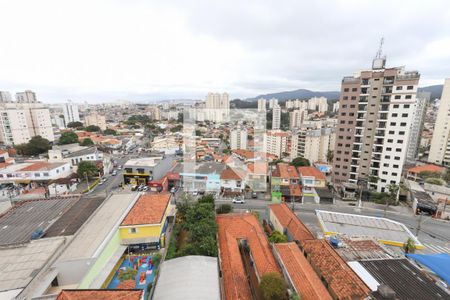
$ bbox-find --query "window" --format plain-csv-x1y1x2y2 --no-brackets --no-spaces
396,148,402,152
344,88,349,92
387,139,393,142
352,88,357,92
43,172,49,176
351,96,356,100
129,228,138,234
392,113,398,117
393,104,399,108
399,131,405,135
390,122,396,126
343,96,348,100
396,86,403,90
386,147,392,151
407,85,414,90
35,173,41,177
400,122,406,126
389,131,395,134
394,95,401,99
397,140,403,144
405,95,412,99
402,113,408,117
404,104,410,108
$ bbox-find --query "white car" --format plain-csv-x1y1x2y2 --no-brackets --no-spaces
232,198,245,204
192,191,198,196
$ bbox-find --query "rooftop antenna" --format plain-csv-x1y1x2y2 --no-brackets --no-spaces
375,37,384,59
372,37,386,69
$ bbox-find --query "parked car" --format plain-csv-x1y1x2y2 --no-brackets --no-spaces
142,186,149,192
137,184,146,191
232,198,245,204
251,192,258,198
170,187,177,193
112,170,117,176
131,185,138,191
117,165,122,170
192,191,198,196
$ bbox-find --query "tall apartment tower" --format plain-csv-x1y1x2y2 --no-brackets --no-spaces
272,104,281,130
332,55,420,192
15,90,37,103
257,98,266,112
205,92,230,122
406,92,429,162
63,100,80,125
428,78,450,166
269,98,278,109
0,91,12,103
289,109,307,129
230,127,248,150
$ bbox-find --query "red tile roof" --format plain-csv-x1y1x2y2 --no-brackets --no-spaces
217,213,280,300
273,163,299,179
297,166,326,180
274,243,332,300
407,164,445,174
289,184,302,197
56,289,143,300
19,161,66,171
301,239,370,299
246,162,268,174
121,193,171,226
221,168,243,180
269,203,314,242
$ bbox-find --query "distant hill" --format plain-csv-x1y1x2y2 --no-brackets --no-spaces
246,89,340,102
418,85,443,101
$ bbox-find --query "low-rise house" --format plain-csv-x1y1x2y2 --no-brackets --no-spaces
220,167,245,194
268,203,314,242
56,290,143,300
119,193,174,250
406,164,446,182
173,162,225,192
123,156,176,185
271,163,300,202
297,166,327,188
0,161,72,184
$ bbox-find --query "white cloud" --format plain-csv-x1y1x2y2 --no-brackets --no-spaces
0,0,449,102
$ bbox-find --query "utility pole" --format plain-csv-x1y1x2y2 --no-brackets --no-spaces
416,212,423,236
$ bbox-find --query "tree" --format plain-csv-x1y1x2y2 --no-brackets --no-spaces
259,272,288,300
419,170,443,179
326,150,334,163
425,178,444,186
268,231,288,243
216,204,233,214
117,269,137,282
170,125,183,133
290,157,310,168
80,138,94,146
198,194,215,205
15,136,51,156
67,121,83,128
177,113,184,123
59,131,79,145
77,161,99,179
103,128,117,135
387,184,400,205
85,125,101,132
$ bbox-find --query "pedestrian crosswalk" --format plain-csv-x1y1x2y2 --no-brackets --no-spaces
423,244,450,254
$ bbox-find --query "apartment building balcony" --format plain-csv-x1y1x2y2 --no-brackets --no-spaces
352,152,361,159
375,130,385,137
397,72,420,81
379,113,388,120
382,86,393,94
372,154,381,161
358,104,367,111
361,79,370,85
374,138,384,145
355,129,363,136
360,88,369,95
383,77,395,85
359,96,368,103
373,146,383,153
352,145,362,151
371,162,380,169
377,122,387,129
381,95,391,103
379,104,390,112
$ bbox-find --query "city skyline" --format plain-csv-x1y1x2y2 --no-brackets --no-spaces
0,0,449,103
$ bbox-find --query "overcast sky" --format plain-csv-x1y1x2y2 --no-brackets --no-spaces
0,0,449,103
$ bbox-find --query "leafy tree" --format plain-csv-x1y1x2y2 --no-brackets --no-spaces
403,237,416,254
15,136,51,156
198,194,215,205
67,121,83,128
268,231,288,243
152,253,162,267
326,150,334,163
117,269,137,282
59,131,79,145
444,169,450,183
77,161,99,179
170,125,183,133
177,113,184,123
425,178,444,186
419,170,443,179
195,130,201,136
387,184,399,205
103,128,117,135
216,204,233,214
85,125,101,132
80,138,94,146
259,272,288,300
290,157,310,167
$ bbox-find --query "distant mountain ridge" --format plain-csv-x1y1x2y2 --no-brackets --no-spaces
418,85,443,101
246,89,340,101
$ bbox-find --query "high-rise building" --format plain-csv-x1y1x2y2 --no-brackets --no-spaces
428,79,450,166
290,121,335,163
332,55,420,192
15,90,37,103
289,109,307,129
332,101,340,113
62,100,80,126
0,101,54,145
0,91,12,103
205,92,230,122
230,127,248,150
84,111,107,130
406,92,429,162
272,104,281,130
269,98,278,109
263,130,290,157
257,98,266,112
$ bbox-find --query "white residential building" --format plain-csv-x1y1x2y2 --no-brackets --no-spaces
269,98,278,109
263,130,290,158
63,101,80,125
0,91,12,103
0,161,72,183
308,96,328,113
84,112,107,130
406,92,429,162
290,122,336,163
332,101,340,113
0,102,55,145
205,92,230,122
429,78,450,166
257,98,266,112
272,104,281,130
15,90,37,103
289,109,307,129
230,127,248,150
